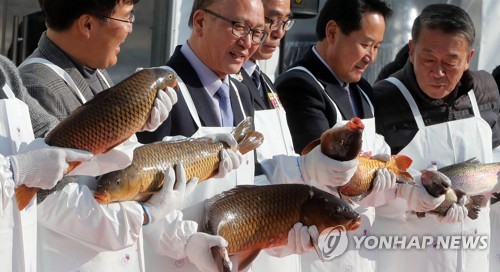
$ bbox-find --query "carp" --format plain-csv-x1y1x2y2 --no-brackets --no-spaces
204,184,361,272
94,117,264,203
15,67,178,210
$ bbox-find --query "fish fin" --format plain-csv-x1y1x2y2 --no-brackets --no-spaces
492,192,500,205
465,195,485,220
15,185,39,210
415,212,426,218
232,117,254,143
396,172,416,185
301,139,320,155
464,157,481,164
211,246,232,272
237,131,264,155
395,155,413,172
133,192,155,202
237,249,261,272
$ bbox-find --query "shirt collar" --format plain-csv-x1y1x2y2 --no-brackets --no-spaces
180,42,229,97
312,45,347,87
243,60,258,76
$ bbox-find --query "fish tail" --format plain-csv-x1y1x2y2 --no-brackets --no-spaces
492,192,500,205
396,172,416,186
237,131,264,155
395,155,413,172
211,246,231,272
15,185,39,210
232,117,254,142
465,195,484,220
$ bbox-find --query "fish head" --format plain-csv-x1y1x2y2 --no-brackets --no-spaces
320,117,364,161
94,165,142,203
302,187,361,233
420,169,451,198
152,67,178,91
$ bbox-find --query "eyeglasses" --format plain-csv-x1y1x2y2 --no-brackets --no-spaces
265,17,295,31
99,14,135,30
202,9,268,45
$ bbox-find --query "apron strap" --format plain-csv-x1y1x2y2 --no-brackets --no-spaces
467,89,481,117
96,70,111,89
386,77,425,129
19,57,87,104
1,83,15,99
229,80,247,119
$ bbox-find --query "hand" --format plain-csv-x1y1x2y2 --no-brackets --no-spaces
371,168,397,194
396,174,445,212
185,232,231,272
142,163,198,224
300,146,358,186
140,87,177,132
433,203,468,224
9,147,93,189
204,133,238,148
267,222,318,257
213,149,243,179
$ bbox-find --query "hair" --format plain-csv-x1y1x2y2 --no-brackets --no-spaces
188,0,221,28
411,4,475,49
315,0,392,40
42,0,139,31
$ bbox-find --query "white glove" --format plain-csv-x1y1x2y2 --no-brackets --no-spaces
300,146,358,186
266,222,318,257
396,175,445,212
142,163,198,224
205,133,243,179
433,203,468,224
8,147,93,189
371,168,397,194
140,87,177,132
185,232,231,272
205,133,238,148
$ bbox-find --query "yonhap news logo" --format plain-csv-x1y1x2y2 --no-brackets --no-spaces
317,226,488,260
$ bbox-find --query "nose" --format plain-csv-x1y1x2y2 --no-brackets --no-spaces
270,27,286,40
238,33,253,48
431,63,446,78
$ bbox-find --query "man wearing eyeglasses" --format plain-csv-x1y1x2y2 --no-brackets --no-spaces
137,0,361,272
15,1,182,272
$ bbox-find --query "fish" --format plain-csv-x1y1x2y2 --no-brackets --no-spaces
338,153,415,201
418,169,483,219
204,184,361,272
438,158,500,197
94,117,264,203
301,117,364,161
14,67,178,211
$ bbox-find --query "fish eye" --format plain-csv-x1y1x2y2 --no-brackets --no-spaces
168,74,173,80
115,180,121,186
337,139,345,146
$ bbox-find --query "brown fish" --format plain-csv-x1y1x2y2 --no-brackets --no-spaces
301,117,364,161
94,117,264,203
338,154,414,201
205,184,361,272
418,169,483,219
15,67,178,210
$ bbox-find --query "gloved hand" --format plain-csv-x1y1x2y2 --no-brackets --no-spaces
433,203,468,224
371,168,397,194
396,174,445,212
8,147,93,189
185,232,231,272
205,133,243,179
140,87,178,132
267,222,318,257
300,146,358,186
142,163,198,224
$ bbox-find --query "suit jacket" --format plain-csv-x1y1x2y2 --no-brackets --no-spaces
137,45,255,143
18,33,113,131
239,68,274,110
274,46,374,153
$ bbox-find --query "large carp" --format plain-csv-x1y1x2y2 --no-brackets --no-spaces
205,184,361,272
15,67,177,210
94,117,264,203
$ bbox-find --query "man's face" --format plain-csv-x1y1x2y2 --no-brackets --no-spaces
252,0,291,60
198,0,265,78
409,27,474,99
326,11,386,83
88,2,135,69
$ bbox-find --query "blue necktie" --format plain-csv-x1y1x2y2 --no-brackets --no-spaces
251,66,265,97
215,85,233,127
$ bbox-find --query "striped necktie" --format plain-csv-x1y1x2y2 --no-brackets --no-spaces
251,66,265,97
214,84,233,127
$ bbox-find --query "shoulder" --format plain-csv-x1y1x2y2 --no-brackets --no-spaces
464,70,499,102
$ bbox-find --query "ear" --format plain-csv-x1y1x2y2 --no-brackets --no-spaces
408,40,415,64
77,14,94,38
325,20,338,43
192,9,206,36
464,48,475,70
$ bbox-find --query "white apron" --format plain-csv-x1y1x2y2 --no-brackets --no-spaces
373,77,492,272
144,70,255,272
0,82,37,272
288,66,386,272
20,58,145,272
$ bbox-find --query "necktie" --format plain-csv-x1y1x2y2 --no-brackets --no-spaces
344,84,359,117
251,66,265,97
215,84,233,127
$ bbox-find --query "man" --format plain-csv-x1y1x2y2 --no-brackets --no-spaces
274,1,460,271
137,0,361,271
372,4,500,272
0,54,93,271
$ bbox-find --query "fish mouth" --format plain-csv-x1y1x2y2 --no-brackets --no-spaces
348,117,365,132
94,191,110,204
346,216,362,231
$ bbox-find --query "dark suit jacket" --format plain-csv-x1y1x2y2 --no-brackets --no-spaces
239,68,274,110
137,46,255,143
274,46,374,153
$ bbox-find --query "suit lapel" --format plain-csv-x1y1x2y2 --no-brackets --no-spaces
240,69,268,110
229,78,245,124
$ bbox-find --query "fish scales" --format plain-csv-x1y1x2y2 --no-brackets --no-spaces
439,160,500,195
